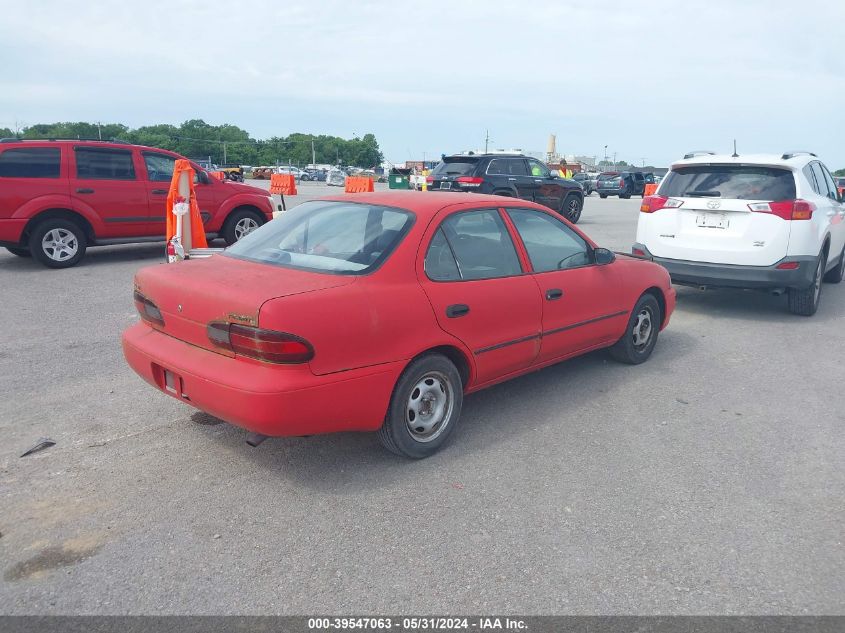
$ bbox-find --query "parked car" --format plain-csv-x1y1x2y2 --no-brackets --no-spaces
596,171,646,198
304,168,327,182
634,151,845,315
250,167,274,179
124,191,674,458
277,166,309,181
325,168,346,187
572,172,594,195
0,139,277,268
426,154,585,223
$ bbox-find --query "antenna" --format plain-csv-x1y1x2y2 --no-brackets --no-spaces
732,139,738,158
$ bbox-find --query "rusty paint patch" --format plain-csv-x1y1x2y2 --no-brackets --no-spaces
227,313,257,326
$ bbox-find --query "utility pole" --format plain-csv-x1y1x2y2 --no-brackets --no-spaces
603,145,608,166
97,122,102,140
613,152,617,171
641,157,645,168
485,130,490,153
223,141,227,165
311,137,316,167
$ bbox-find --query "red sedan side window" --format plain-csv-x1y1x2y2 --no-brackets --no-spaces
425,228,461,281
507,208,591,272
425,209,522,281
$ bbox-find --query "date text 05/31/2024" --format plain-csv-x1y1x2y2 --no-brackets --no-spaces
307,617,528,630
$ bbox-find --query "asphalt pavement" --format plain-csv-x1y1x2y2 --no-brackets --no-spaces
0,185,842,614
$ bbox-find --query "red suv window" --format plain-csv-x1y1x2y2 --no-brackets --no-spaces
74,147,136,180
0,147,61,178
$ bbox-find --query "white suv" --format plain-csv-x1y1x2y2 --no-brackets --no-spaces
633,151,845,315
276,166,307,180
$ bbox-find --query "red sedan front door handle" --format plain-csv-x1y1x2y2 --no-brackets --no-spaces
446,304,470,318
545,289,563,300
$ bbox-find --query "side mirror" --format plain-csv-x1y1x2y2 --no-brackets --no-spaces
594,247,616,265
549,171,558,178
197,170,209,185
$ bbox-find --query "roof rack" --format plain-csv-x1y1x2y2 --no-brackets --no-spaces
683,150,716,159
781,151,816,160
0,137,133,144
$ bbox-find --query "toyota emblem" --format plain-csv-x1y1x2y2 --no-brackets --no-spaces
706,200,721,210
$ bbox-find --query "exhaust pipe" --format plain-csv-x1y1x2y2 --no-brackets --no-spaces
245,432,269,447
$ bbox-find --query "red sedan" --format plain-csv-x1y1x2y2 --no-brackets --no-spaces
123,192,675,458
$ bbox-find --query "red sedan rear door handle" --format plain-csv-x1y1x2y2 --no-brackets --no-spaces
545,288,563,300
151,189,168,195
446,304,470,318
76,188,94,194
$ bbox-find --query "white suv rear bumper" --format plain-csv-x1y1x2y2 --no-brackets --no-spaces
633,243,817,290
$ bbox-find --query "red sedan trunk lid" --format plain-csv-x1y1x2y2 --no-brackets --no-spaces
134,255,355,355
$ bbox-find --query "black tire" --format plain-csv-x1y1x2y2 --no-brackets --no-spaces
599,194,607,199
560,193,583,223
377,354,463,459
222,208,264,245
609,293,661,365
823,245,845,284
5,246,31,257
28,219,87,269
788,251,825,316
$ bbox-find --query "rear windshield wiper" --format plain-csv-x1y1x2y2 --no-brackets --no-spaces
683,190,721,197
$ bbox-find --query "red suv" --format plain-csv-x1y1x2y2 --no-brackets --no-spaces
0,139,277,268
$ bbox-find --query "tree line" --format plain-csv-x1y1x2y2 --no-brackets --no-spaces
0,120,384,168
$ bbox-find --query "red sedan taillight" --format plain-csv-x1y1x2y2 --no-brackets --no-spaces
748,199,815,220
425,176,434,184
207,322,314,364
456,176,484,188
134,291,165,326
640,195,684,213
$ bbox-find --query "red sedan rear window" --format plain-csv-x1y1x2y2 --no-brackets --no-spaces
224,201,414,275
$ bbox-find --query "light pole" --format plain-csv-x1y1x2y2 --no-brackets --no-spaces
604,145,608,166
613,152,617,171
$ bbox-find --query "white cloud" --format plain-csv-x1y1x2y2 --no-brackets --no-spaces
1,0,843,166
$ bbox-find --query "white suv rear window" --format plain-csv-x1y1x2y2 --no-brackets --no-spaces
661,166,795,200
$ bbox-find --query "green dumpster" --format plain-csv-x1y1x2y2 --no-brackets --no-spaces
388,174,410,189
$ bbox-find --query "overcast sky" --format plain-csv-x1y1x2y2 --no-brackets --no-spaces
1,0,843,168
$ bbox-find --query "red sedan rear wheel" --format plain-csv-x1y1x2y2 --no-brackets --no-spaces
377,354,463,459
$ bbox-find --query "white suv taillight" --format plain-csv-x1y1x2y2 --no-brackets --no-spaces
640,195,684,213
747,199,815,221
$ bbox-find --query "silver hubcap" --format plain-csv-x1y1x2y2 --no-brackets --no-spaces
813,258,823,303
406,371,453,443
41,228,78,262
234,217,259,240
632,308,653,348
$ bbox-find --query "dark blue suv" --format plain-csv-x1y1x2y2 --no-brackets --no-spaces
427,153,585,223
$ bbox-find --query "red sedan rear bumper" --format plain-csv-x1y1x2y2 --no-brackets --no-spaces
122,323,402,437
